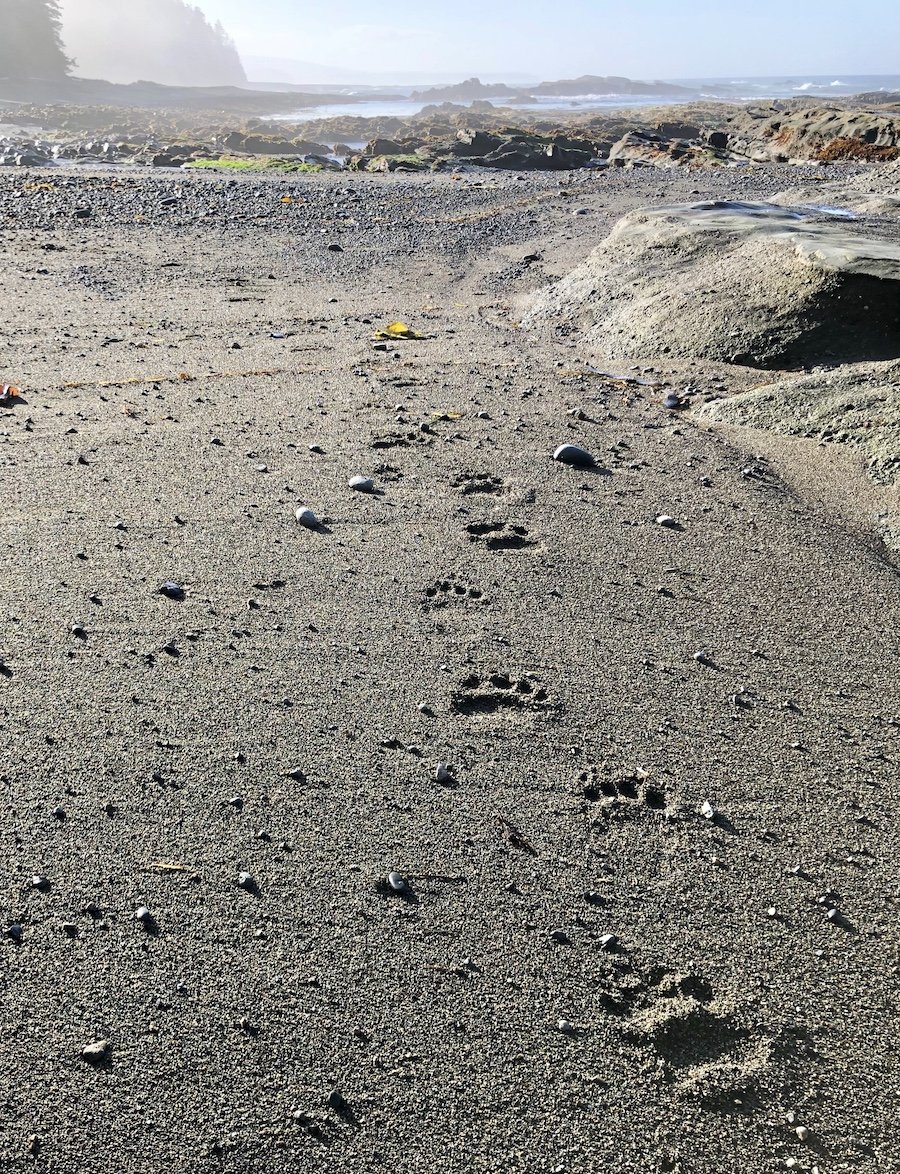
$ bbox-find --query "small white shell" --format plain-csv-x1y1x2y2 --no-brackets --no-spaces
655,514,678,528
700,799,715,820
387,871,408,892
295,507,319,529
349,475,374,492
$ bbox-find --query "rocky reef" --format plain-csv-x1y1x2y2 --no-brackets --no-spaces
3,93,900,173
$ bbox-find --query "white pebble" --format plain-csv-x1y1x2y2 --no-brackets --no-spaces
349,475,374,492
237,871,255,890
295,507,319,529
795,1126,810,1142
434,762,453,784
655,514,678,528
700,799,715,820
387,871,408,892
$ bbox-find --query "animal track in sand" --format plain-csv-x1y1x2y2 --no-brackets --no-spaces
372,462,403,483
465,520,536,551
421,574,487,611
450,671,551,716
370,429,432,450
579,767,668,812
453,471,505,496
599,965,782,1110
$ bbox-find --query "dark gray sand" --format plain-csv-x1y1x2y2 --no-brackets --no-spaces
0,165,898,1173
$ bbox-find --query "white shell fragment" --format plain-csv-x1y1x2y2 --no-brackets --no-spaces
700,799,715,820
295,507,319,529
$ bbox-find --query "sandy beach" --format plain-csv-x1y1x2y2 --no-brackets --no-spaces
1,162,898,1173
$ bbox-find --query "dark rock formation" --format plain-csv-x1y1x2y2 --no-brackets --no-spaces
532,75,693,97
411,78,521,101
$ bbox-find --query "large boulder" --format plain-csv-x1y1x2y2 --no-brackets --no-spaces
481,141,592,170
364,137,405,156
608,130,726,168
454,128,503,155
526,200,900,369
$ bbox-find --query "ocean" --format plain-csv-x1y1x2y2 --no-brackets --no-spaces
272,74,900,123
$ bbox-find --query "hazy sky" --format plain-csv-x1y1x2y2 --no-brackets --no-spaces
198,0,900,78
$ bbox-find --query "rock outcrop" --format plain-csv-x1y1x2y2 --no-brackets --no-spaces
526,201,900,368
607,130,726,168
714,102,900,162
695,362,900,486
351,127,603,171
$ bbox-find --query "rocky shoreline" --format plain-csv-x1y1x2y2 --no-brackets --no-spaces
3,94,900,172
